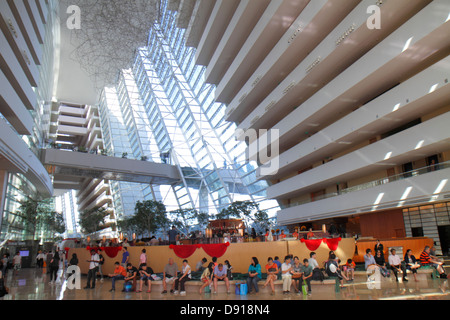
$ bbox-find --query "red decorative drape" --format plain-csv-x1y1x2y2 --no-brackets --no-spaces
201,242,230,258
323,237,341,251
86,246,123,258
300,238,323,251
169,244,200,258
64,248,70,260
169,243,231,258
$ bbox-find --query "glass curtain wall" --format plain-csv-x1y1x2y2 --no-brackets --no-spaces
0,0,60,243
98,1,279,220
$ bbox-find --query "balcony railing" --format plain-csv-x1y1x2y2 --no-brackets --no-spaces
283,160,450,209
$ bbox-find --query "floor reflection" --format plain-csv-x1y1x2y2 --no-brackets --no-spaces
1,268,449,301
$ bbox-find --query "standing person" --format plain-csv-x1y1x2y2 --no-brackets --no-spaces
246,257,261,294
199,262,214,294
174,259,191,295
161,258,178,294
263,257,278,295
121,247,130,269
97,249,105,282
46,251,53,274
0,260,8,297
388,249,408,282
59,250,66,281
168,225,178,245
1,254,8,277
108,262,127,292
48,250,59,284
374,240,384,255
213,263,230,294
300,258,313,296
12,252,21,276
84,249,100,289
36,251,44,269
281,255,293,294
139,248,147,266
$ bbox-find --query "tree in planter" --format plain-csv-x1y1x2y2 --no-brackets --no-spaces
17,197,65,265
78,206,108,235
131,200,169,239
216,200,271,234
170,208,210,236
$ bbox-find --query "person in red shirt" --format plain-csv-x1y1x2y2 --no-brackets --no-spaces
263,257,278,295
108,261,127,291
420,246,447,278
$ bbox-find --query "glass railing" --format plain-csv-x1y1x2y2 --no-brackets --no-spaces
284,160,450,209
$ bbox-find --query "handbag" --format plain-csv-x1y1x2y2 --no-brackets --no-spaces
240,282,247,295
235,283,240,295
302,280,308,295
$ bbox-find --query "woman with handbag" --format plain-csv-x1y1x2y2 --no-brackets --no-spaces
263,257,278,295
291,256,303,293
246,257,261,294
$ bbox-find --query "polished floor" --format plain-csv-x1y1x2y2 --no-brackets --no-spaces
2,267,450,301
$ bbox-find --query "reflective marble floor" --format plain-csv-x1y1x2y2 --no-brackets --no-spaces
2,268,450,301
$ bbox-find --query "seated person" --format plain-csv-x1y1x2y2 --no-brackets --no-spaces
325,253,348,288
199,262,214,294
420,246,447,278
374,250,389,278
364,249,379,273
108,262,127,292
213,263,230,294
388,249,407,282
263,257,278,295
343,259,355,281
404,249,420,282
122,263,138,292
162,258,178,294
136,263,153,293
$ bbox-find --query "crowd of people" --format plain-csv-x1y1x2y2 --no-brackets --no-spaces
98,248,352,296
0,240,446,298
363,241,448,282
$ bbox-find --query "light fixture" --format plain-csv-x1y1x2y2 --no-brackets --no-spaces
60,0,160,89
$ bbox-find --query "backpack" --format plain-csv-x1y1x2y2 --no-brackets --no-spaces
99,254,104,265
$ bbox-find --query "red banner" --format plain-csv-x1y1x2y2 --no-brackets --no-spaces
300,238,323,251
200,242,230,258
169,244,200,258
169,242,231,258
322,237,341,251
86,246,123,258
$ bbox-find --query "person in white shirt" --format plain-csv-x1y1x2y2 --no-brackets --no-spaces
174,259,191,295
281,256,293,294
388,249,407,282
84,249,100,289
12,252,21,275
